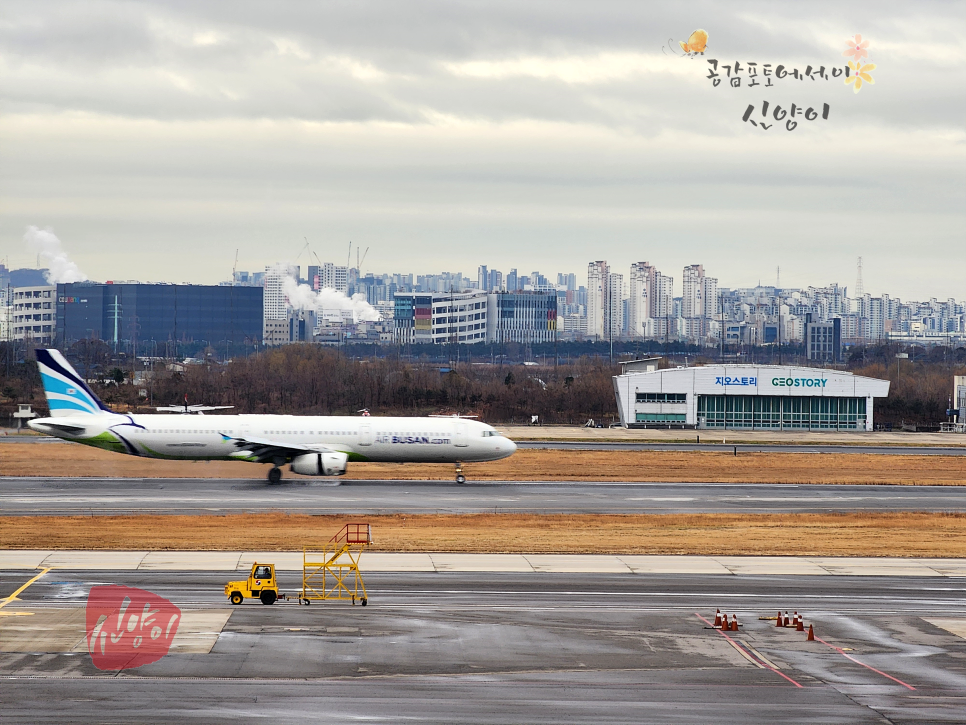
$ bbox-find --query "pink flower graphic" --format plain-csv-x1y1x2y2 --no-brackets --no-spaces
846,61,876,93
843,34,869,61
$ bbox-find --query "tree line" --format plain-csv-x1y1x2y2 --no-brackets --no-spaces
1,341,964,426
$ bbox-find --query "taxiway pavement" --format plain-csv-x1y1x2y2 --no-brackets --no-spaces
2,568,966,723
519,441,966,455
2,476,965,516
4,435,966,455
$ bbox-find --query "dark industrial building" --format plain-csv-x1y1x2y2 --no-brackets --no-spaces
55,282,263,357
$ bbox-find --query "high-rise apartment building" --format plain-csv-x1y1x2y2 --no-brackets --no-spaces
320,263,348,294
682,265,704,319
628,262,659,339
652,271,674,339
607,272,624,340
681,264,718,341
586,261,609,340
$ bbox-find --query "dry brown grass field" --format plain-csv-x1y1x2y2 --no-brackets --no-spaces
4,512,966,557
1,443,965,484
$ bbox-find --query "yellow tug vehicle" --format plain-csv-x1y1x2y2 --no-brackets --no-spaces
224,524,372,607
226,563,280,605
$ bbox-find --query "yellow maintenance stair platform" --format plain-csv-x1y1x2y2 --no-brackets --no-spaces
299,522,371,606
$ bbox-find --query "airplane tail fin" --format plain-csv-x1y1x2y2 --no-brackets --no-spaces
35,348,115,417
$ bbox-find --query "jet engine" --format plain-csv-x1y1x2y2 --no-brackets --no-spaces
290,451,348,476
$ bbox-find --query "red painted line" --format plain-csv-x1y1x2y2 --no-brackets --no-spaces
694,613,803,688
812,636,915,691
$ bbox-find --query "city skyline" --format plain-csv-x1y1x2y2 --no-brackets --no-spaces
6,254,962,352
4,242,962,304
1,1,963,300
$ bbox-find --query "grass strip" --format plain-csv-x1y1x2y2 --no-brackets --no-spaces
4,512,966,557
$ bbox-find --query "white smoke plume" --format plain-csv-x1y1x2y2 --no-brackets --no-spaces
281,273,380,323
24,226,89,284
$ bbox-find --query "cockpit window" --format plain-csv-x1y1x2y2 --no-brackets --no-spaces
482,430,501,437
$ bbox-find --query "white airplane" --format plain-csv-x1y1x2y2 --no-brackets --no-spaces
28,348,516,484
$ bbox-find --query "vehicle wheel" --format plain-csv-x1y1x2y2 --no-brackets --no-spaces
268,467,282,484
361,598,367,607
230,591,243,605
260,590,277,605
456,474,466,484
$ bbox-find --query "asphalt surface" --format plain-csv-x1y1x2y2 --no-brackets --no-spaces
518,441,966,455
3,570,966,723
5,436,966,455
2,476,965,516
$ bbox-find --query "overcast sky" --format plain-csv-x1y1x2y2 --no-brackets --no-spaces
1,0,963,300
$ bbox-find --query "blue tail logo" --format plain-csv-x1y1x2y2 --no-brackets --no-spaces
35,348,114,417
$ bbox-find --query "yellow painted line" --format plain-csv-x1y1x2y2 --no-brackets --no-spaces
0,568,52,610
724,638,764,668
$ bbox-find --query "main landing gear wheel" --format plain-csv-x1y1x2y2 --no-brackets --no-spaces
455,462,466,484
267,467,282,484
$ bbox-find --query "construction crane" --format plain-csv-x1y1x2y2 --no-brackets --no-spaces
295,238,311,263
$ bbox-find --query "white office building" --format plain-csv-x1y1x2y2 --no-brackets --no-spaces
613,364,890,431
11,285,56,347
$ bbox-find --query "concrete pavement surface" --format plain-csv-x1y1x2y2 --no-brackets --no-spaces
3,476,966,516
2,568,966,723
4,550,966,576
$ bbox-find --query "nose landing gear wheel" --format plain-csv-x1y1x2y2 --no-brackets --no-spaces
455,474,466,484
267,467,282,484
455,461,466,484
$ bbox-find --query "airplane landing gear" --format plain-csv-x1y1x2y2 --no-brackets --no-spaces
268,467,282,484
455,462,466,484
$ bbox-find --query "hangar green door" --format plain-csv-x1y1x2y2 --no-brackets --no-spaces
696,395,866,430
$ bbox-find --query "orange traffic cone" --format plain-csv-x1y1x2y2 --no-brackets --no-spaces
713,609,722,627
775,610,783,627
783,611,790,627
796,617,805,632
807,624,815,641
731,615,739,631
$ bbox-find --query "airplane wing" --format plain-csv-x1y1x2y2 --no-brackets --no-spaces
220,434,338,464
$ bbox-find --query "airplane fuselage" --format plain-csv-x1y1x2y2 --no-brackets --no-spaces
30,413,515,464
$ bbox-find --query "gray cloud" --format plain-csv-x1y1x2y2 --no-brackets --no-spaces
0,0,963,299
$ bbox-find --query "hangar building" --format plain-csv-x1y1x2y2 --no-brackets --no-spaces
613,364,890,431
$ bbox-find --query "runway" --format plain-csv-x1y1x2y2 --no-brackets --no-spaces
5,436,966,455
518,441,966,455
3,568,966,723
2,476,965,516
